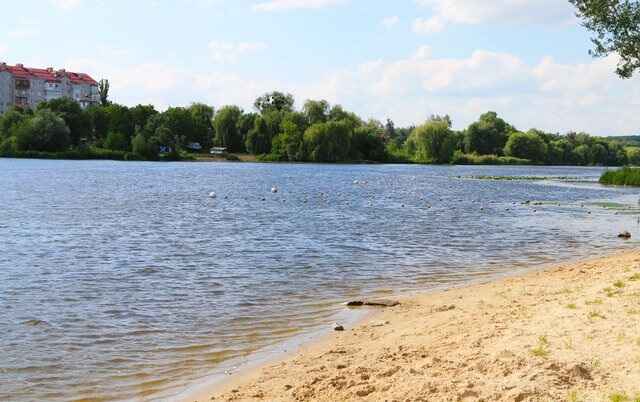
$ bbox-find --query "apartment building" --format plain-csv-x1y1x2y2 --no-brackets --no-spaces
0,62,99,114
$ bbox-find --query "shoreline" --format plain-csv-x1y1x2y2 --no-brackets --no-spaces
179,249,640,402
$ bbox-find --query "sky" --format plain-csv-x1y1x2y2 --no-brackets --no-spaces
1,0,639,136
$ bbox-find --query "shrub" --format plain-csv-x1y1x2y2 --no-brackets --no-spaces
600,167,640,186
104,131,129,151
14,109,70,152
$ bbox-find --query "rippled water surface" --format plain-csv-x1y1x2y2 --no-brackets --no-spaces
1,160,640,401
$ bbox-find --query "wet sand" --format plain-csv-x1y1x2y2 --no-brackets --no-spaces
181,250,640,402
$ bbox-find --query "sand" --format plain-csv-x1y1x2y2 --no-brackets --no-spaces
182,251,640,402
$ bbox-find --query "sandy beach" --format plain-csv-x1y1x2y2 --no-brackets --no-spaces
182,250,640,402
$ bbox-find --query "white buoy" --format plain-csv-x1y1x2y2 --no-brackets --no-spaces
271,186,278,193
209,192,217,199
353,180,360,185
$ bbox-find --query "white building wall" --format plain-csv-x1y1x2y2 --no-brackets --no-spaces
0,71,12,114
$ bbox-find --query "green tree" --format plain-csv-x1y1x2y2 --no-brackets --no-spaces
86,106,109,143
37,97,91,146
302,99,329,125
104,103,135,139
245,116,272,155
271,111,307,161
302,120,352,162
570,0,640,78
573,144,593,165
504,131,548,162
15,109,70,152
131,131,157,159
0,108,29,140
130,104,158,133
626,147,640,165
464,111,512,155
188,103,214,149
213,105,243,152
350,122,387,161
98,79,110,106
104,131,129,151
162,107,196,145
254,91,294,114
406,119,457,163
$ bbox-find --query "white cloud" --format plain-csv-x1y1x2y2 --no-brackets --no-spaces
66,46,640,136
50,0,83,10
412,16,444,33
297,48,640,135
252,0,346,12
414,0,576,33
381,16,400,29
208,41,268,63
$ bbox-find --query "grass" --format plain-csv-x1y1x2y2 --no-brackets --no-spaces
600,167,640,186
567,303,578,309
588,311,606,320
567,390,581,402
608,393,640,402
604,287,623,297
614,280,627,289
586,298,604,305
531,335,550,358
630,273,640,281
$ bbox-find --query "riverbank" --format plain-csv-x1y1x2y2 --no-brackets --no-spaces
183,250,640,402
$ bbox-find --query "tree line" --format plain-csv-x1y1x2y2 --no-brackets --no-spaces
0,91,636,166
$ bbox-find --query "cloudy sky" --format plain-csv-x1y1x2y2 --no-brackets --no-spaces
1,0,639,135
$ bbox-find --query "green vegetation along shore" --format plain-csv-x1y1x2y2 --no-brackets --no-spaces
600,167,640,186
1,91,638,165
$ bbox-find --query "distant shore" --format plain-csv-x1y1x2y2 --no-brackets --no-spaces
181,250,640,402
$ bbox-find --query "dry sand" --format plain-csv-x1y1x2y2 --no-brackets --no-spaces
183,251,640,402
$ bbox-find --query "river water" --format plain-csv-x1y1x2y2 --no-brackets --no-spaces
1,159,639,401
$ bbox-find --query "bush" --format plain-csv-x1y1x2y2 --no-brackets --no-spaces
104,131,129,151
15,109,70,152
600,167,640,186
131,132,157,160
0,136,17,153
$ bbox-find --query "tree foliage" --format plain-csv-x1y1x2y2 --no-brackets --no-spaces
98,79,110,106
406,118,457,163
14,109,70,152
254,91,294,114
464,111,512,155
504,131,548,162
570,0,640,78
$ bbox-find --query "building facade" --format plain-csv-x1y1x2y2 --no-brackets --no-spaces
0,62,100,114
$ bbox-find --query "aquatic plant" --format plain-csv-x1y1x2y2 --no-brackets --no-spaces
600,167,640,186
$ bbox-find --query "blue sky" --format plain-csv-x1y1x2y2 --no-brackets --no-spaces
1,0,639,135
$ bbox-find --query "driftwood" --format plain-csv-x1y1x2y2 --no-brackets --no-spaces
346,299,400,308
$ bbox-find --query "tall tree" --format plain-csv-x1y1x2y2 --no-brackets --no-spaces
98,79,110,106
464,111,512,155
406,119,457,164
570,0,640,77
213,106,243,152
302,99,329,125
254,91,295,114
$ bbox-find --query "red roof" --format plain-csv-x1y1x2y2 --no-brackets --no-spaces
0,63,97,85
